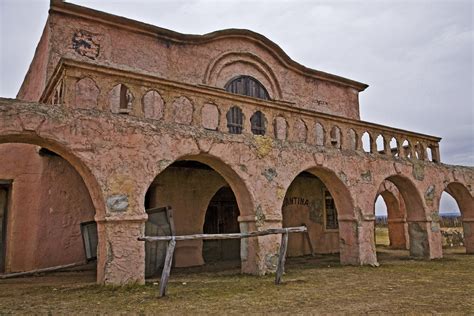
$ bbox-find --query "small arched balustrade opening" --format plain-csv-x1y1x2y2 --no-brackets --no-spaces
226,106,244,134
250,111,266,135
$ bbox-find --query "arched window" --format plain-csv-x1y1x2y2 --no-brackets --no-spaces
225,76,269,100
250,111,266,135
226,106,244,134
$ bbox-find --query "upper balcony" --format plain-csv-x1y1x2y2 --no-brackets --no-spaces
41,59,441,163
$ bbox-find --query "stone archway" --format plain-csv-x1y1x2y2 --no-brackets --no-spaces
0,138,104,278
377,175,430,258
375,181,409,250
281,166,359,265
143,154,255,276
442,182,474,253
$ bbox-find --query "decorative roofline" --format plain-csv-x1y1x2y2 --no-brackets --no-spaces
50,0,369,92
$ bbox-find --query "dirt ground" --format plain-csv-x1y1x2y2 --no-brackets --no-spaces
1,247,473,314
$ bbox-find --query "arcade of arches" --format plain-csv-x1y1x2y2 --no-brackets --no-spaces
0,1,472,286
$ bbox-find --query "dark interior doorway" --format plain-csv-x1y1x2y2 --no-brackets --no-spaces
0,181,10,273
203,187,240,263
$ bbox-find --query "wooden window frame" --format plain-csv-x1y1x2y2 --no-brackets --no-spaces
323,189,339,232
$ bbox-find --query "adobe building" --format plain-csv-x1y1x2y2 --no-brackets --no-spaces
0,0,472,284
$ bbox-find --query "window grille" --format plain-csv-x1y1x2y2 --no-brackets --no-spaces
324,190,338,230
226,106,244,134
250,111,266,135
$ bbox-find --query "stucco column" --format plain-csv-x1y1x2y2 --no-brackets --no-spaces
238,215,281,275
338,215,377,266
96,215,147,285
387,218,408,249
407,219,442,259
357,215,378,265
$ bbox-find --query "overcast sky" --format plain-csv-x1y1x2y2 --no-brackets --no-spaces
0,0,471,214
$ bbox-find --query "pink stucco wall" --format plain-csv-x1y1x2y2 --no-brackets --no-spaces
17,22,51,102
0,144,95,273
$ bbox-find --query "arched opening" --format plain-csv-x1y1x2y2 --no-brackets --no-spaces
226,106,244,134
374,184,410,260
362,132,370,153
390,137,398,157
330,126,341,149
401,140,411,158
374,176,429,259
348,129,357,150
203,187,240,262
0,143,98,276
250,111,266,135
109,83,133,114
282,167,355,264
224,75,270,100
315,123,325,147
441,183,474,254
376,135,384,154
143,157,253,277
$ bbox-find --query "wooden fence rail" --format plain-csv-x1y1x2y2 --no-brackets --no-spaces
138,226,307,297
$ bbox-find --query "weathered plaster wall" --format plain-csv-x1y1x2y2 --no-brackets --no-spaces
146,167,227,267
283,175,339,256
17,22,51,102
0,143,94,273
36,3,364,119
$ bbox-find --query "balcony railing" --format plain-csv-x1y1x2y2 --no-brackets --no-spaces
41,59,441,163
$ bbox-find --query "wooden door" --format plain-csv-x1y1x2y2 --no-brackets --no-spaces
203,187,240,262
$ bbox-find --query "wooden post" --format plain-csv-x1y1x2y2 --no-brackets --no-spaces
275,230,288,285
159,238,176,297
304,228,315,257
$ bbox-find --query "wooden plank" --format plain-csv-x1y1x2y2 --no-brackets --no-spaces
0,261,86,279
139,226,307,242
159,238,176,297
275,231,288,285
303,225,316,257
166,207,176,236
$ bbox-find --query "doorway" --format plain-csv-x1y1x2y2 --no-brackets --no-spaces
0,181,11,273
203,187,240,262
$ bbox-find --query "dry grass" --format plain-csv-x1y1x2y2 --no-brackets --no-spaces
1,248,473,314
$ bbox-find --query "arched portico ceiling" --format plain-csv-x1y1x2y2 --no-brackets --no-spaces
282,166,355,221
144,153,254,218
443,182,473,218
380,175,426,222
0,134,105,219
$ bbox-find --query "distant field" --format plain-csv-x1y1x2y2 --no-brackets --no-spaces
0,248,473,314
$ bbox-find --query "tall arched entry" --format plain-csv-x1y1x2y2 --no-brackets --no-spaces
375,175,430,258
203,187,240,262
440,182,474,254
374,181,409,251
0,143,97,275
143,157,251,277
282,172,339,257
282,167,358,264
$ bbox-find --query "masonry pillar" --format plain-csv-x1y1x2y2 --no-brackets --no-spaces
387,218,409,249
338,215,378,266
238,215,282,275
96,216,147,285
407,219,442,259
462,218,474,254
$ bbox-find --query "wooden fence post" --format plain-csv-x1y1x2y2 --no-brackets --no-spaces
159,238,176,297
275,229,289,285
